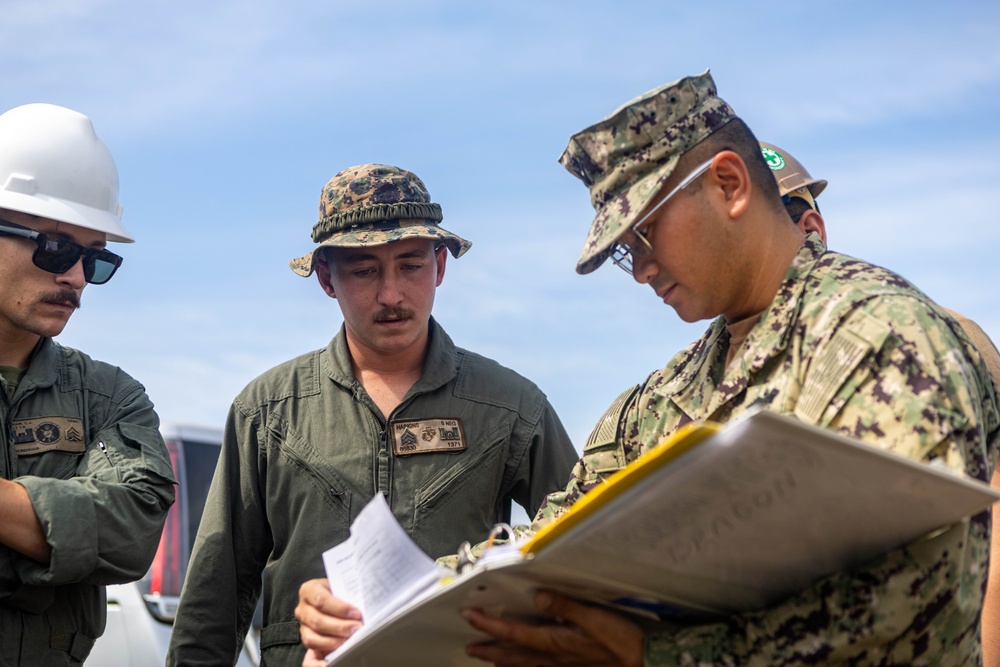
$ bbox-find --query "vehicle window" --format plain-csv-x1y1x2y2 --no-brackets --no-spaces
139,436,222,604
181,439,219,557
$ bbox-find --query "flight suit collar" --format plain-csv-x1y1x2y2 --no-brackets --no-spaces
324,316,459,396
16,338,60,397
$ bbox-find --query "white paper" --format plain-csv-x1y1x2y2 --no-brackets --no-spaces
322,412,1000,667
321,494,449,656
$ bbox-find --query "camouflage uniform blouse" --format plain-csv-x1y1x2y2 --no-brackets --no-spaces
533,235,1000,666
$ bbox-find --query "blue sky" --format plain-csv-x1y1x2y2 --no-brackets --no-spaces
4,0,999,458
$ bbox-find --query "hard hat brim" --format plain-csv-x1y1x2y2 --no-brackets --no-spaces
0,190,133,243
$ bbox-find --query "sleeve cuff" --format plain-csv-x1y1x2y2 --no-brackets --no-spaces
645,621,733,666
12,476,97,584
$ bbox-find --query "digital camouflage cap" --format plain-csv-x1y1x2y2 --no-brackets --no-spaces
289,164,472,277
559,70,736,274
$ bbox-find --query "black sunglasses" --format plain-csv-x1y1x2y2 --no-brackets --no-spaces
0,219,123,285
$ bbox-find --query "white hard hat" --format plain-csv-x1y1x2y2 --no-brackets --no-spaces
0,103,133,243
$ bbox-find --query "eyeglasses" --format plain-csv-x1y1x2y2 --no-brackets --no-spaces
0,219,123,284
611,156,716,275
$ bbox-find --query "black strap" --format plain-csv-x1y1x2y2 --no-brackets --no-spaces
50,629,96,662
260,619,302,648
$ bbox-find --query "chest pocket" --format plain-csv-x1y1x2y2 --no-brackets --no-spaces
795,309,891,427
265,415,353,521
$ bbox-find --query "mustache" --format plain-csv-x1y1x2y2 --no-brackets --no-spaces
373,307,414,322
40,290,81,310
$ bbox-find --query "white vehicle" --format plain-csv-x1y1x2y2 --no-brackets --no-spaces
88,423,260,666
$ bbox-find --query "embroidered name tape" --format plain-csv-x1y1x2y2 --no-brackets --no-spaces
390,418,467,456
11,416,85,456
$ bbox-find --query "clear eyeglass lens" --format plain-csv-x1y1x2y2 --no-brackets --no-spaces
633,229,653,256
611,244,634,275
612,227,657,276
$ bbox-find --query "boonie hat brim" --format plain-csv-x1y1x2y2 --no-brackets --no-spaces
289,218,471,277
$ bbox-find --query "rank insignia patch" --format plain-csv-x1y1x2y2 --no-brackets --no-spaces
390,418,467,456
11,416,86,456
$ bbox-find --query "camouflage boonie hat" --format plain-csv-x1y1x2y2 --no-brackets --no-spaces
559,70,736,274
289,164,472,277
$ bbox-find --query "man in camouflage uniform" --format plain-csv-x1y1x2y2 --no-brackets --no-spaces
167,164,578,667
461,72,1000,665
762,140,1000,667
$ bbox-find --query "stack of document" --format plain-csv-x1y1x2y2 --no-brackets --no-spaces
322,410,1000,667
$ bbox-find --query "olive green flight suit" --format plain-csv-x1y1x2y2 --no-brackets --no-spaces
0,338,176,666
169,319,578,667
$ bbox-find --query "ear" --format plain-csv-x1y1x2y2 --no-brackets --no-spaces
435,244,447,287
314,261,338,299
797,210,828,245
705,151,751,220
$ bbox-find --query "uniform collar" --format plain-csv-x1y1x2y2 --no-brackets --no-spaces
325,316,459,395
19,337,60,390
657,233,827,419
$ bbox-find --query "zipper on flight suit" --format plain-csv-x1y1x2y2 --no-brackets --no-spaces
370,394,418,503
97,441,114,467
376,428,390,497
362,385,423,505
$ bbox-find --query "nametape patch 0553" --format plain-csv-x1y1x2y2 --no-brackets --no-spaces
11,416,86,456
390,418,467,456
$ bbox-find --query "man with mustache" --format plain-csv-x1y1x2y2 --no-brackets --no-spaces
0,103,176,665
167,164,578,667
295,82,999,666
296,82,1000,666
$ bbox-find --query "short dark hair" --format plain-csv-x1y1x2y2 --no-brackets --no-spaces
680,118,784,211
784,197,813,224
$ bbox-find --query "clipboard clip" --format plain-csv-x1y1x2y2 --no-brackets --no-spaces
455,522,515,574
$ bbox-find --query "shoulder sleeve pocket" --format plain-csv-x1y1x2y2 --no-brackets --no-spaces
581,385,640,473
795,309,891,426
106,421,177,486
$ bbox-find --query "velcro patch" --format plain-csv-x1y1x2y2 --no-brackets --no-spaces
584,384,640,452
390,418,467,456
796,310,890,425
11,416,86,456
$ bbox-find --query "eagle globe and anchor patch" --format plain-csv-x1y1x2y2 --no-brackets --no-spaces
11,416,86,456
390,417,467,456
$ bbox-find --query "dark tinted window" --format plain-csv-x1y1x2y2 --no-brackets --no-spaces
180,439,220,557
139,436,222,601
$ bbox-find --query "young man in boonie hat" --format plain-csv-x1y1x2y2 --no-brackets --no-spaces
458,72,999,665
168,164,578,667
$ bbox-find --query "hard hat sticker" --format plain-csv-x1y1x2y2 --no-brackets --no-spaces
761,147,786,171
